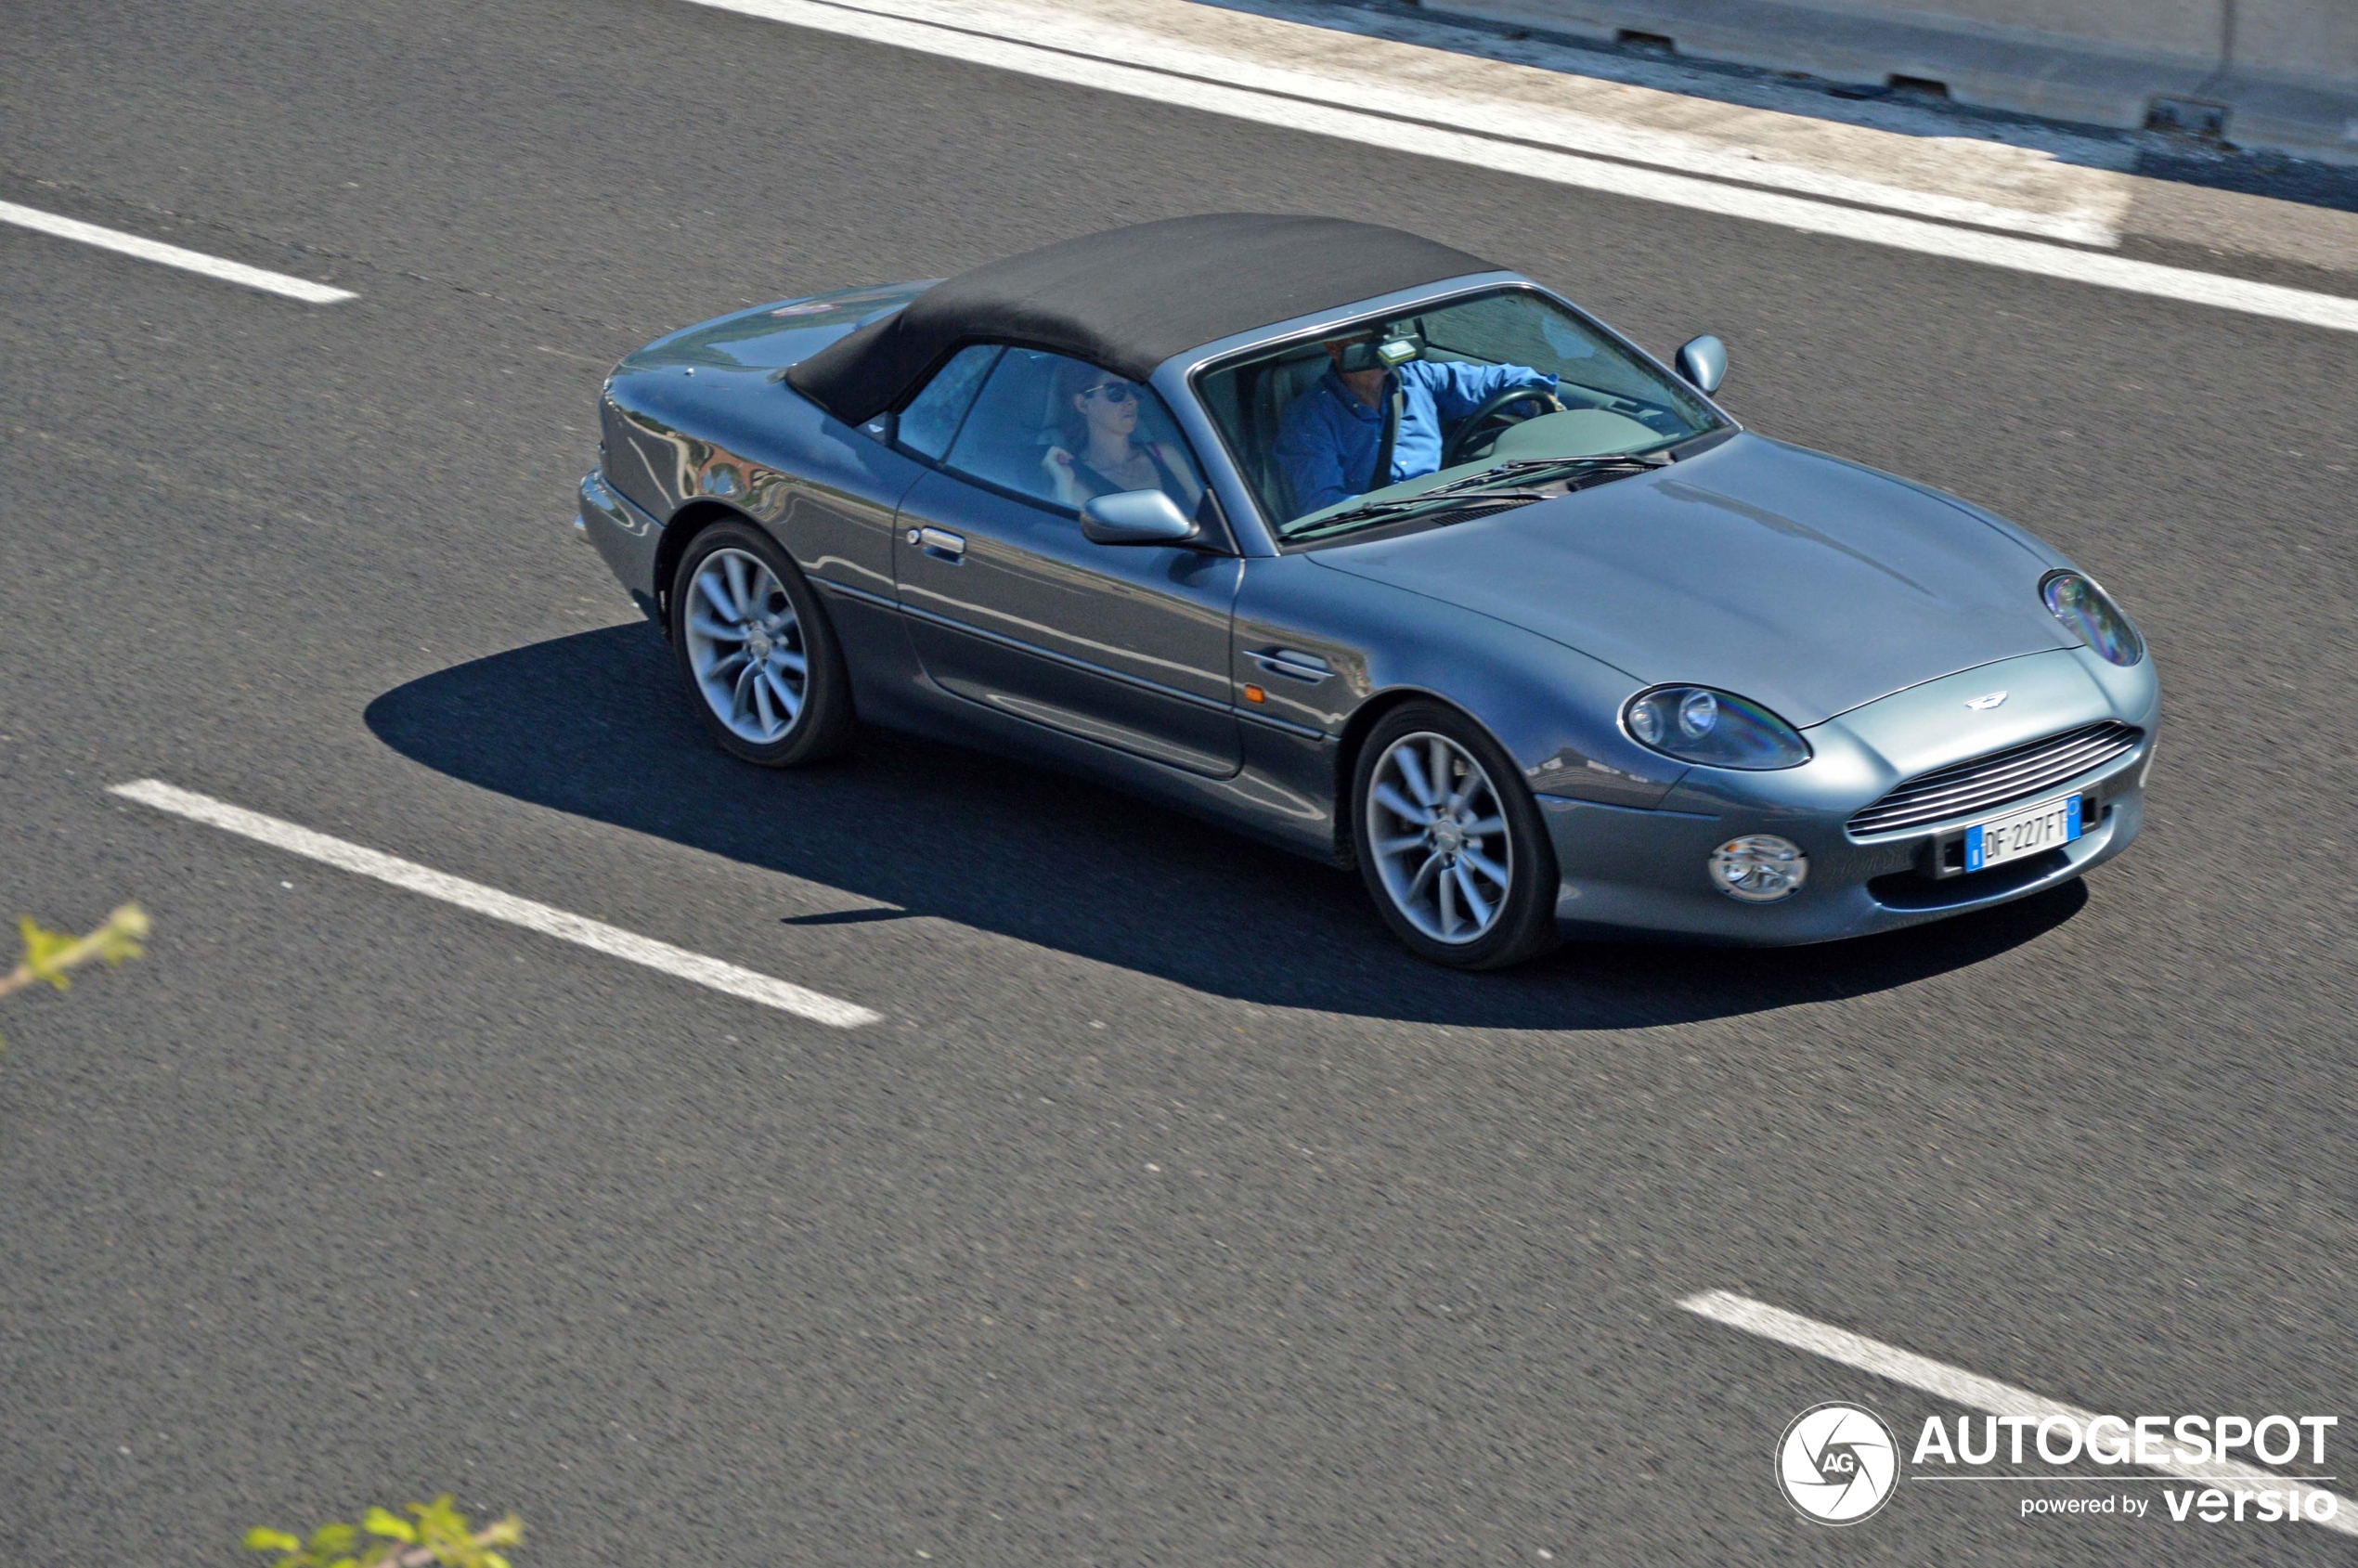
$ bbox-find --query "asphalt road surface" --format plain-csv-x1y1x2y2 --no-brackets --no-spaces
3,0,2354,1562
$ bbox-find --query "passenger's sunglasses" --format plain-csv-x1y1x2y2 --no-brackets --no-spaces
1082,381,1137,405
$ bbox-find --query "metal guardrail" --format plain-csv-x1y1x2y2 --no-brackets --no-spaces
1408,0,2358,164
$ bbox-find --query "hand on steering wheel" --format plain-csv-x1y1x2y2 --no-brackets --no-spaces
1442,382,1565,469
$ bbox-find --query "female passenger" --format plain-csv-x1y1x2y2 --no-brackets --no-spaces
1043,359,1204,516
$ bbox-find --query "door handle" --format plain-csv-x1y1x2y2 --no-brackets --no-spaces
907,525,965,562
1246,647,1331,682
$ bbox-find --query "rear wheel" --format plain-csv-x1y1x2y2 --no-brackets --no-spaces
668,520,853,766
1353,703,1560,969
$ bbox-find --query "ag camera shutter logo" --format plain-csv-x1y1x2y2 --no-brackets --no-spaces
1778,1403,1898,1524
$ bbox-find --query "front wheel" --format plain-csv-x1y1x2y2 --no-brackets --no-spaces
1353,703,1561,969
668,520,854,766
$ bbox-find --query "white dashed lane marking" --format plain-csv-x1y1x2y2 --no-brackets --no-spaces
0,200,356,304
1681,1289,2356,1535
110,779,880,1028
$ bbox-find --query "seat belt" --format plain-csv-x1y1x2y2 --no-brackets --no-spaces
1367,381,1404,494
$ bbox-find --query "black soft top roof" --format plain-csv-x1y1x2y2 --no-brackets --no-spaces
785,214,1495,425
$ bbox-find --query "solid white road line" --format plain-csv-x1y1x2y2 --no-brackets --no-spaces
797,0,2130,244
1681,1289,2358,1535
682,0,2358,338
110,780,880,1028
0,200,355,304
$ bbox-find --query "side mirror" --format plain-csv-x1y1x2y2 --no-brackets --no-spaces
1081,488,1198,546
1675,334,1728,395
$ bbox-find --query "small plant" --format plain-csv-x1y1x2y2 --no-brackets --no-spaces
2,908,510,1567
0,902,149,1044
244,1497,522,1568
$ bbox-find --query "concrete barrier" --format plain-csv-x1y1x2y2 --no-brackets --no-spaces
1409,0,2358,163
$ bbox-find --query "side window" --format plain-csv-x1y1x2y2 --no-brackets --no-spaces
942,348,1206,517
896,343,1000,460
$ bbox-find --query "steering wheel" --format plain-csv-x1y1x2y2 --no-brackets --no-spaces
1441,382,1563,468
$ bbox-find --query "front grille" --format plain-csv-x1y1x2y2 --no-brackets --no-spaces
1847,721,2143,836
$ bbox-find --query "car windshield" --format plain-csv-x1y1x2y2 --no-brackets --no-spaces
1193,286,1728,538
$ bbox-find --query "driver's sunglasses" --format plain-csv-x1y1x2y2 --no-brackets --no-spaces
1083,381,1137,405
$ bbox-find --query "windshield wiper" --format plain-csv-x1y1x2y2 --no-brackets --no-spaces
1281,451,1675,542
1422,450,1673,497
1285,488,1558,540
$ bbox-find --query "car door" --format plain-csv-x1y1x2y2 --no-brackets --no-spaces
890,346,1244,778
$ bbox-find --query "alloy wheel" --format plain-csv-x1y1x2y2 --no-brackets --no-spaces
1365,730,1513,944
682,547,809,744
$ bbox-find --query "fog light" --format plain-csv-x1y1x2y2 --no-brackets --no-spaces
1710,835,1807,903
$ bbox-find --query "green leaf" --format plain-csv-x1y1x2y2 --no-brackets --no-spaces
94,902,149,965
19,916,75,990
363,1508,418,1542
310,1523,358,1553
245,1527,303,1553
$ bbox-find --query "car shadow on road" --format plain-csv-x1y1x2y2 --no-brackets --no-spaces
364,623,2087,1030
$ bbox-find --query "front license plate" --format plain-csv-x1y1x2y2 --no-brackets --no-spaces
1964,794,2082,872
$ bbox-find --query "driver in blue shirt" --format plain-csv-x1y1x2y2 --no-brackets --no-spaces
1274,332,1561,518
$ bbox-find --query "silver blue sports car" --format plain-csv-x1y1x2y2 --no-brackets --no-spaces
574,214,2157,968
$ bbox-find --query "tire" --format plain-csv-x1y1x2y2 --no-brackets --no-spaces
1352,702,1561,969
668,519,854,767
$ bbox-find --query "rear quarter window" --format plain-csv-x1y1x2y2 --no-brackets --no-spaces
897,343,1001,460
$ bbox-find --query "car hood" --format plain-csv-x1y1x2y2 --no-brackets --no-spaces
1311,434,2076,726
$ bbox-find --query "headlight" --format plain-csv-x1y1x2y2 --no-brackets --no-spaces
2041,571,2143,666
1622,685,1810,769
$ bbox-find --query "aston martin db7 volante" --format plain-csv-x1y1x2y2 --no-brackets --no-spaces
574,214,2157,967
